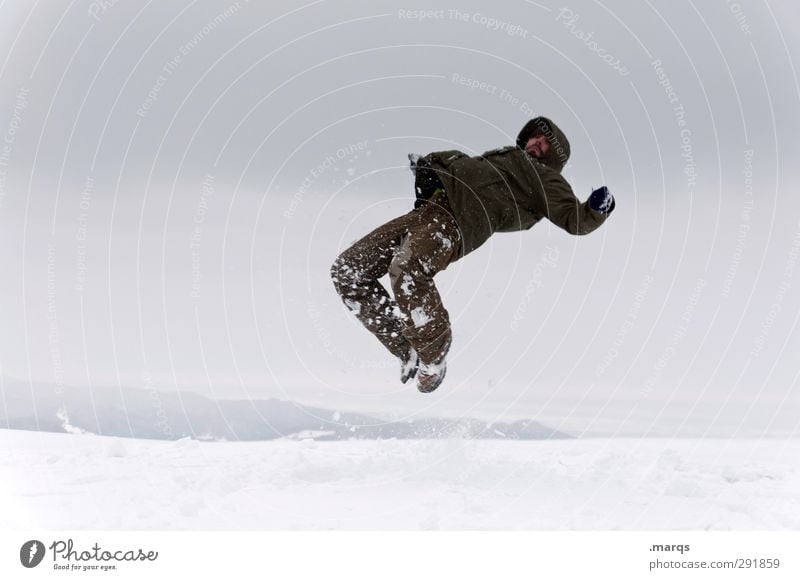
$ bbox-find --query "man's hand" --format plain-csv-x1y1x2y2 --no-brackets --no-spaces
409,153,445,205
408,153,423,176
589,186,615,214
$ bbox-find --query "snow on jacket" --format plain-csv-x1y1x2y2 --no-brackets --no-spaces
423,117,610,258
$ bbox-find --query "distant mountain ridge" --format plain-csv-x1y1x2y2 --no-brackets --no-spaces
0,382,573,441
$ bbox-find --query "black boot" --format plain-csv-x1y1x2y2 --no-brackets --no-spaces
399,348,419,384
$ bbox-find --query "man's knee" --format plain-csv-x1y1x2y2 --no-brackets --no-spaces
332,252,372,297
330,254,352,294
389,252,426,298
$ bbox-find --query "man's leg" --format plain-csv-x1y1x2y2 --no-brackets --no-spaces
330,210,423,360
388,202,462,372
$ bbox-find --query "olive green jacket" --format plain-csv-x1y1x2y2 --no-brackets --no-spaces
424,117,610,258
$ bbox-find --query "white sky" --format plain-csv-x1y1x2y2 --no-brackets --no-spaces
1,0,799,436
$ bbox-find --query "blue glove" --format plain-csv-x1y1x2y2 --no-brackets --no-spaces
589,186,615,214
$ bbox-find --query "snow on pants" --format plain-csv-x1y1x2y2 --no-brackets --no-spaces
330,200,462,366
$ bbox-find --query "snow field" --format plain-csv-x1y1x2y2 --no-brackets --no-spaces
1,430,798,530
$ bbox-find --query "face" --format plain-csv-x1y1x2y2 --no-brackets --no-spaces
525,134,550,158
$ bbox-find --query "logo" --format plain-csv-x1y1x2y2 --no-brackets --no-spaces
20,540,46,568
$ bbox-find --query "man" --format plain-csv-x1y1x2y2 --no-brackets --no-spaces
330,117,615,393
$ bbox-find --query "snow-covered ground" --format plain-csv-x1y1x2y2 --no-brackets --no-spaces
1,430,798,530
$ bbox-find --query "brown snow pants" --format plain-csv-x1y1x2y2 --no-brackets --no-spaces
330,199,462,366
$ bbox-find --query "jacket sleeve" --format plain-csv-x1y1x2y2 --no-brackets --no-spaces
423,150,470,170
543,181,610,236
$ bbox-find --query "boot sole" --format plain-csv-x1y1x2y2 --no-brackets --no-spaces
417,365,446,393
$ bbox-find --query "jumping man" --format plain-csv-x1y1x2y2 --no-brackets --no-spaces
331,117,615,393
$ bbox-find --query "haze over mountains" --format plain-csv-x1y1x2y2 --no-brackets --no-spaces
0,382,571,441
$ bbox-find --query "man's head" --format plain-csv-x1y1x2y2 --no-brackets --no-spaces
516,117,571,172
524,134,550,158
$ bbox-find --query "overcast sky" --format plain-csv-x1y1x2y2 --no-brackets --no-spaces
1,0,799,436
